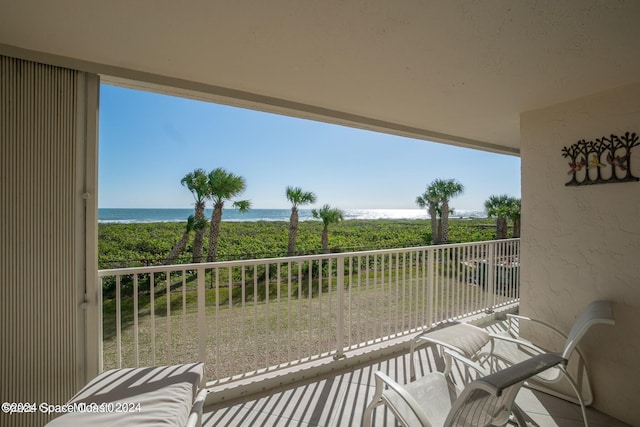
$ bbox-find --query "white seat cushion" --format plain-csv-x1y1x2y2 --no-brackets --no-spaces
46,363,203,427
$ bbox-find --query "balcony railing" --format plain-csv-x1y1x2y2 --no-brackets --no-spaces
98,239,519,385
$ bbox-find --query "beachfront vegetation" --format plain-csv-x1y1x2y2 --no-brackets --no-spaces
311,204,344,253
99,218,505,270
286,186,317,256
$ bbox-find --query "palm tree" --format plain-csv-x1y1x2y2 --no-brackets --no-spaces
484,194,513,239
416,186,441,244
286,186,317,256
312,204,344,253
432,179,464,244
206,168,251,262
163,215,206,265
181,168,209,262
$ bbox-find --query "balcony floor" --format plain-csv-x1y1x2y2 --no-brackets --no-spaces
202,321,629,427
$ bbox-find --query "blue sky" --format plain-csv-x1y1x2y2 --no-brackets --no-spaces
99,84,520,212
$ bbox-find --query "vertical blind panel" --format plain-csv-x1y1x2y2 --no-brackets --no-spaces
1,55,78,427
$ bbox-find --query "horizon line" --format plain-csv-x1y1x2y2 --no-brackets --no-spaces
98,206,487,212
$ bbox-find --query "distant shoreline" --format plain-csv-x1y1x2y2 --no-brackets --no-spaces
98,207,487,224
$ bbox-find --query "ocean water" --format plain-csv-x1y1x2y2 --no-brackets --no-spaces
98,208,486,223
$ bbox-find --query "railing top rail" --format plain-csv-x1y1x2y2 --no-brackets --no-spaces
98,238,520,276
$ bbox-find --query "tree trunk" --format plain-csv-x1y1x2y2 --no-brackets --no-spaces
287,208,298,256
496,217,508,239
164,231,190,265
207,201,224,262
512,218,521,238
441,199,450,243
321,226,329,253
429,206,438,244
192,201,206,263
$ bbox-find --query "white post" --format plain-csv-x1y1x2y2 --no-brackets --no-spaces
197,267,207,375
486,242,496,312
334,255,346,360
427,247,435,327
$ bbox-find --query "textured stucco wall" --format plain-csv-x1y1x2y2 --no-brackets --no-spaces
520,82,640,425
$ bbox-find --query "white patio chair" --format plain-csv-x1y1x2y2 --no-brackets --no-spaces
483,300,615,427
363,350,564,427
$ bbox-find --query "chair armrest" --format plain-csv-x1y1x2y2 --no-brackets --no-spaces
506,313,530,321
185,388,208,427
477,353,566,394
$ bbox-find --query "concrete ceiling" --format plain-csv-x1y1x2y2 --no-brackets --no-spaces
2,1,640,155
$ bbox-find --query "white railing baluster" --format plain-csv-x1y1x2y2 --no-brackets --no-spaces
227,266,232,374
447,247,451,318
276,262,281,364
197,266,206,374
402,252,407,332
427,247,434,327
416,250,421,328
420,250,426,328
335,255,345,359
393,253,398,335
476,243,483,310
150,273,155,366
99,277,104,373
287,262,292,364
347,256,353,348
241,265,246,373
487,242,496,311
297,261,302,361
317,259,322,353
133,274,139,367
473,245,480,312
307,259,312,359
166,271,171,364
372,254,378,342
265,263,270,368
116,275,121,369
253,264,258,371
463,245,469,315
456,245,462,318
437,248,443,323
366,255,372,341
181,271,186,363
356,255,362,346
214,267,220,374
381,254,387,338
327,258,332,354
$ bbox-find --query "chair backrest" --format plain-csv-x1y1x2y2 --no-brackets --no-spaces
562,300,615,360
444,353,565,427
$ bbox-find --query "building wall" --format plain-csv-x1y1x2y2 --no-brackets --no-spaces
0,56,95,427
520,82,640,425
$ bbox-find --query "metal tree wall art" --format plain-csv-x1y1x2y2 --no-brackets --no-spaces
561,132,640,186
